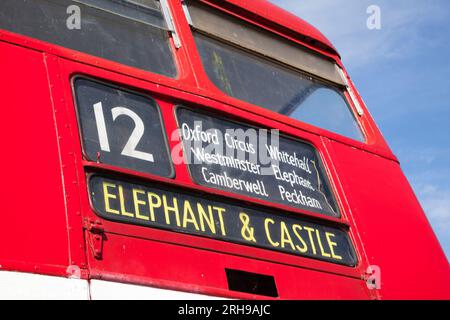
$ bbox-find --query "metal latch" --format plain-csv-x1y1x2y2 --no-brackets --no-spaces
84,219,104,260
160,0,182,48
337,66,365,116
181,0,193,25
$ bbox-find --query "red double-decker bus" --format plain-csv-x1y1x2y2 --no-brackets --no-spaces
0,0,448,299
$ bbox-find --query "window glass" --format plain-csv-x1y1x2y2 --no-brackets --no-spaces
0,0,176,77
290,87,363,141
193,33,364,142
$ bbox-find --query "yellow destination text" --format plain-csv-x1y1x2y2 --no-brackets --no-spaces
96,179,349,264
263,218,342,260
102,181,227,236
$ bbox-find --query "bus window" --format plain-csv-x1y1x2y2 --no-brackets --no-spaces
187,2,364,142
290,88,364,141
0,0,177,77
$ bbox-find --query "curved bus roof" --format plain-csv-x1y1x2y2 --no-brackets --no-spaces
205,0,339,56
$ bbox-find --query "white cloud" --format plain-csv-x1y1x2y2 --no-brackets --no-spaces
272,0,450,261
395,147,450,259
271,0,450,69
270,0,450,259
418,185,450,232
415,184,450,261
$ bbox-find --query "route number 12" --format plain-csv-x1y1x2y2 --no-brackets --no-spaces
74,78,173,178
93,102,154,162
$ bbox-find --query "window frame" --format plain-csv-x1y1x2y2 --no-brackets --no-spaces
185,0,345,85
0,0,181,79
71,75,176,180
184,0,367,143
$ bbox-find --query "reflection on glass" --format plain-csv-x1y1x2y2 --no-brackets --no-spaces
289,88,364,141
0,0,177,77
194,33,364,142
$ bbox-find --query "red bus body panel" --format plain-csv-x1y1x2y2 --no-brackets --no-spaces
0,0,448,299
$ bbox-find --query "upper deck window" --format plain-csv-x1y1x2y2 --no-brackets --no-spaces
0,0,177,77
186,1,364,142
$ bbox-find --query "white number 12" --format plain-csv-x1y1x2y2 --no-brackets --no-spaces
92,102,154,162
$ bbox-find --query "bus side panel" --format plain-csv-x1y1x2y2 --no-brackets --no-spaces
87,233,371,300
0,41,70,275
329,140,450,299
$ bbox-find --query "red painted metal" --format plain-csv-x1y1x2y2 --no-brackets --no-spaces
0,0,448,299
0,42,70,278
200,0,339,55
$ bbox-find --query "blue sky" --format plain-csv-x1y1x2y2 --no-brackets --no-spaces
272,0,450,260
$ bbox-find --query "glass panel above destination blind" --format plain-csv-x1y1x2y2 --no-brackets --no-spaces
186,1,365,142
193,33,364,142
0,0,177,77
